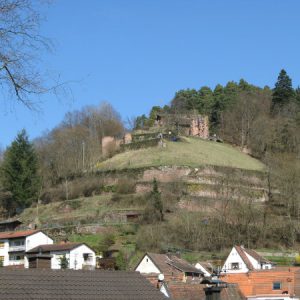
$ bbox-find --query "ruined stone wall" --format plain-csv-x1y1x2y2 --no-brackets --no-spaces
155,113,209,139
190,115,209,139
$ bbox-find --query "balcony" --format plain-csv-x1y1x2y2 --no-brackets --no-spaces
9,259,24,265
9,245,26,252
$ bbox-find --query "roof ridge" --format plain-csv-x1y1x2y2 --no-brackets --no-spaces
234,245,254,270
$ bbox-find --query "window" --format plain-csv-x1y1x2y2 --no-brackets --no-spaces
83,253,90,261
0,242,4,249
83,253,92,262
9,254,24,261
231,262,239,270
9,239,25,247
273,282,281,290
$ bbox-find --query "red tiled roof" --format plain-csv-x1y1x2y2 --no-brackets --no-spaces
167,282,244,300
223,267,300,297
0,230,39,239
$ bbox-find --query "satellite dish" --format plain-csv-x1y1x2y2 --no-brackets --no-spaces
158,273,164,281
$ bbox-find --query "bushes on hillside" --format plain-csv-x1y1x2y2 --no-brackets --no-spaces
40,177,104,203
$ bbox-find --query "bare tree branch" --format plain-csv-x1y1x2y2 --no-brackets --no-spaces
0,0,64,109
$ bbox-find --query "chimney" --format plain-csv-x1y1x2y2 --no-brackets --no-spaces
59,239,68,244
204,286,222,300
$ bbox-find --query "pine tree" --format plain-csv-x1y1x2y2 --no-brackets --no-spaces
271,69,294,114
1,129,40,213
150,178,163,221
143,178,164,223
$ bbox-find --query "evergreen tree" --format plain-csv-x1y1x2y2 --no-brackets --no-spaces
150,178,163,221
143,178,164,223
1,129,40,213
295,87,300,104
59,254,69,269
271,69,294,114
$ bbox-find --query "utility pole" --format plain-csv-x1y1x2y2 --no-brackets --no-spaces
82,141,85,170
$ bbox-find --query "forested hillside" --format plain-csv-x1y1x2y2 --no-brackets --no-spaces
0,70,299,267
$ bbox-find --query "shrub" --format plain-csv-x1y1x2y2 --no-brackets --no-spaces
68,199,81,210
115,251,127,270
41,176,104,202
116,178,136,194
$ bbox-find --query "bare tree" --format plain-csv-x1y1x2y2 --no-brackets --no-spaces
0,0,60,108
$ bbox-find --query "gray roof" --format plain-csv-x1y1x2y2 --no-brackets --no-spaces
27,242,85,253
0,219,21,225
166,256,202,274
0,269,168,300
141,253,203,275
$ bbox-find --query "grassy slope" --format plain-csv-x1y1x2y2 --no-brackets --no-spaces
97,137,265,171
20,195,111,225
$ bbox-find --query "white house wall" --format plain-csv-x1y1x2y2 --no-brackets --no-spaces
51,251,70,269
244,252,272,270
135,255,161,274
0,240,9,266
51,245,96,270
69,245,96,270
24,232,53,268
25,232,53,252
244,252,261,269
221,247,249,274
247,297,299,300
195,263,211,277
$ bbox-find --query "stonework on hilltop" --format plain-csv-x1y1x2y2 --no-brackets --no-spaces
155,113,209,139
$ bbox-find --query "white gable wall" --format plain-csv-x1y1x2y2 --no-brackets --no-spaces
69,245,96,269
244,252,272,270
244,252,260,269
160,283,170,298
25,232,53,251
195,263,211,277
24,232,53,268
135,255,161,274
221,247,249,274
51,245,96,270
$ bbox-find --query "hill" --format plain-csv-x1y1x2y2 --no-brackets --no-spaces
97,137,265,171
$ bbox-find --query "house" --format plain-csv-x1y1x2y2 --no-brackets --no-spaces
0,230,53,267
135,252,204,283
0,219,22,232
26,242,96,270
162,282,245,300
222,246,273,274
293,269,300,298
0,268,168,300
222,267,300,300
195,261,214,277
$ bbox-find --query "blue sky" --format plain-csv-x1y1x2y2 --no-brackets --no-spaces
1,0,300,147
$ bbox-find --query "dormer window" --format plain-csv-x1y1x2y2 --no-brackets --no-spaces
231,262,239,270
